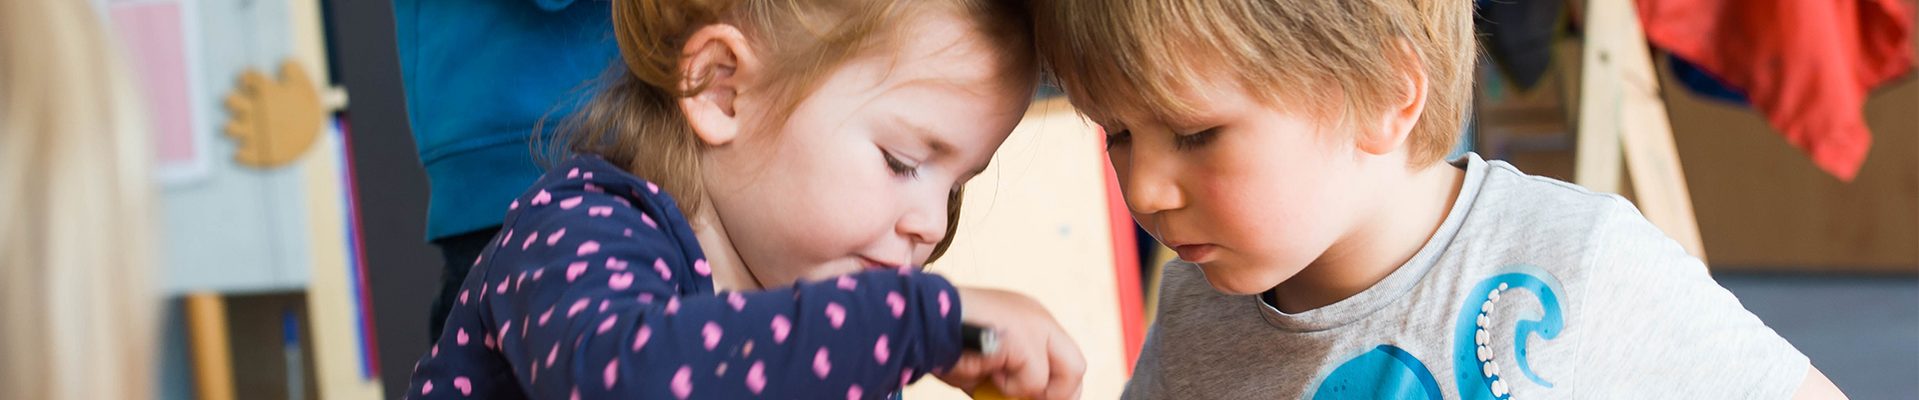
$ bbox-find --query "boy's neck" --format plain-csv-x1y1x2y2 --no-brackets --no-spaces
1270,159,1465,313
689,195,761,292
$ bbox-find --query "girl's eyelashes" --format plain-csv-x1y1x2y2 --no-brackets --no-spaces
1174,127,1220,151
1105,129,1133,149
881,149,921,178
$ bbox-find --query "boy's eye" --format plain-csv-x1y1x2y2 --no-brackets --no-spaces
1105,129,1133,148
881,150,920,178
1174,127,1219,151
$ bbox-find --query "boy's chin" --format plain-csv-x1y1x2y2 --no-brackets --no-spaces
1192,263,1282,296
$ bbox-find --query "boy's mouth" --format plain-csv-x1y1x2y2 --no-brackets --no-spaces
1171,244,1219,263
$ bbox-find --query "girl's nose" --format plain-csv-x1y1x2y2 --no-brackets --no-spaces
894,189,947,248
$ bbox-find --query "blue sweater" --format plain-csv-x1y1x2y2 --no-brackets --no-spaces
393,0,619,239
406,156,966,399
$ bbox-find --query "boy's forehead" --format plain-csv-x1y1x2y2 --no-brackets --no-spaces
1068,68,1237,128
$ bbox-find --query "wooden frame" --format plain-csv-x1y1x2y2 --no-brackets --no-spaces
1575,0,1708,260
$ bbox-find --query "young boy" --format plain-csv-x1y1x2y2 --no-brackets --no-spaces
1031,1,1846,398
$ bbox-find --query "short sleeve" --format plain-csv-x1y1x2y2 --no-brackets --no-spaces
1572,198,1810,398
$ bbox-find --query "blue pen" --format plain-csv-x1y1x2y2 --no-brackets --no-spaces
284,310,304,400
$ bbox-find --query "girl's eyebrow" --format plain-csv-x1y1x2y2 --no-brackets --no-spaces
886,115,956,158
887,115,992,179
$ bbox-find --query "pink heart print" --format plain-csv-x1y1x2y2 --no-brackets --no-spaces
633,325,652,351
568,298,590,317
771,315,792,344
671,365,694,399
886,291,906,318
939,290,952,317
567,261,588,282
604,360,619,389
813,348,833,379
825,302,847,329
728,292,747,311
598,315,619,333
609,272,634,290
702,321,724,350
746,361,768,394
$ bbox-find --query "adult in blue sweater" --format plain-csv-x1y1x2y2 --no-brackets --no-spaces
392,0,618,342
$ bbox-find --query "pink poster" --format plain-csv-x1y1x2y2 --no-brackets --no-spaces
108,0,204,183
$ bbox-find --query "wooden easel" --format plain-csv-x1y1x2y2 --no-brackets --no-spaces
1573,0,1708,260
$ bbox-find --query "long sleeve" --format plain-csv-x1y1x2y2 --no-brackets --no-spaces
407,156,965,399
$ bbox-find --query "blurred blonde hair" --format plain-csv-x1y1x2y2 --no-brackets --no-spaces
1034,0,1476,165
0,1,157,399
544,0,1036,262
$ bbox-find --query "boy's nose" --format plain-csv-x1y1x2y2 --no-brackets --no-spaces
1118,146,1182,216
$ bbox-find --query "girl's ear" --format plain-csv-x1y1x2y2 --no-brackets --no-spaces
1356,40,1428,156
679,24,761,147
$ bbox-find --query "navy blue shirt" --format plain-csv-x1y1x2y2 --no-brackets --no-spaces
407,156,965,399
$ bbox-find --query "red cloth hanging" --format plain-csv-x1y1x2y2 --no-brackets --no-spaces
1637,0,1915,181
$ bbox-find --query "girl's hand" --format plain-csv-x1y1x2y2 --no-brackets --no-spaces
935,287,1085,400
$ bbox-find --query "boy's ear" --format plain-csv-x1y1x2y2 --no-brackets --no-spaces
1357,41,1429,156
679,24,761,147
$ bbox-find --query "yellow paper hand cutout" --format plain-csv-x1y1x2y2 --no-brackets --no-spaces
224,60,323,168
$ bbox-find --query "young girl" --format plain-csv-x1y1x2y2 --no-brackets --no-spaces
406,0,1086,399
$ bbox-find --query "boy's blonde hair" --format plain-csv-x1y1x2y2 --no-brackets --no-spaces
1034,0,1475,164
0,1,157,399
545,0,1036,262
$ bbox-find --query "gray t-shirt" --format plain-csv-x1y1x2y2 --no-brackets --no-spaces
1125,153,1809,399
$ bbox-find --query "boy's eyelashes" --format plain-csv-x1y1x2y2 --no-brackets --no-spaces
1173,127,1220,150
880,148,922,178
1104,128,1219,150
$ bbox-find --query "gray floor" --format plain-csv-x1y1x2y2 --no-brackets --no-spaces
1716,273,1919,400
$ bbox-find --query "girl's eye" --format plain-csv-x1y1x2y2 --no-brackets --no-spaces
1105,129,1133,149
882,150,920,178
1174,127,1220,151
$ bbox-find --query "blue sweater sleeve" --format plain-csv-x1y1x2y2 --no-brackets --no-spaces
407,160,965,399
527,0,578,12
